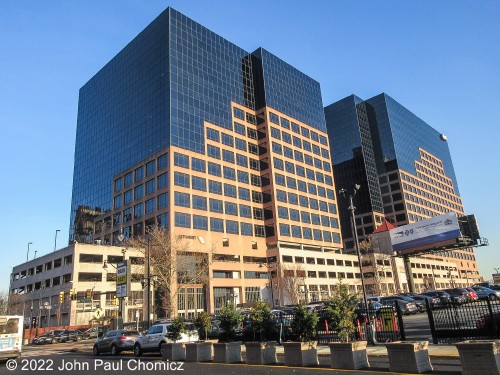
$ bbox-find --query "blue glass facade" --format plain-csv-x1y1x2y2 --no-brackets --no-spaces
366,93,459,193
70,7,327,241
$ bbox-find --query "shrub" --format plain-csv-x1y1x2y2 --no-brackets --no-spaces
167,316,186,342
290,304,319,343
326,279,360,342
194,311,212,340
251,301,274,341
218,303,243,342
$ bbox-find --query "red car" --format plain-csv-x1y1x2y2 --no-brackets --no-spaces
465,288,479,302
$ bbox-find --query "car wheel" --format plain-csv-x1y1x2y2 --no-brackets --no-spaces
93,345,100,356
489,294,498,301
111,345,119,356
134,344,143,357
76,336,81,341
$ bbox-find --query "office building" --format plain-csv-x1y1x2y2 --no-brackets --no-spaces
69,7,354,315
325,93,480,291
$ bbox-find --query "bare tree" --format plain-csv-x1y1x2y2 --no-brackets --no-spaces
126,226,214,317
0,292,26,316
0,290,8,315
359,237,391,296
278,263,306,305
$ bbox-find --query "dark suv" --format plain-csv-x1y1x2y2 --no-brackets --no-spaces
93,329,140,356
443,288,469,304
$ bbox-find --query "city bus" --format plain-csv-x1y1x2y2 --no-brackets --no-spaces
0,316,23,360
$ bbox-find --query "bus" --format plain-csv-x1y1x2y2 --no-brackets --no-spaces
0,316,23,360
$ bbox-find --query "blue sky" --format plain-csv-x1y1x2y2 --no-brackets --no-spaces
1,1,499,291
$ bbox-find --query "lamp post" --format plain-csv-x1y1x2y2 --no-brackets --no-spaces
339,185,369,311
140,239,158,327
54,230,61,252
26,242,32,262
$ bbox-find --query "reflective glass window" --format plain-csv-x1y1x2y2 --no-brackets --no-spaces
237,170,249,184
192,176,206,192
193,215,208,230
192,157,206,173
222,150,235,163
207,128,220,142
192,195,207,211
226,220,239,234
207,145,221,159
135,167,143,182
224,184,237,198
158,173,168,189
209,198,223,213
175,212,191,228
174,172,190,188
235,138,246,151
210,218,224,232
158,153,168,170
209,180,222,195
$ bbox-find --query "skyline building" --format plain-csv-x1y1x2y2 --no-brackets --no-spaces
324,93,480,290
69,7,349,315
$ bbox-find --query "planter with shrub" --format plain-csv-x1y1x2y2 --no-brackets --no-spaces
244,301,277,364
283,304,319,367
213,303,243,363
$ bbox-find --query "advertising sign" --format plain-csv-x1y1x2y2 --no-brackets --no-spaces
390,212,461,254
116,260,130,298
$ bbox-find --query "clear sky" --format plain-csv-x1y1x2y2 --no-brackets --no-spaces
1,1,499,292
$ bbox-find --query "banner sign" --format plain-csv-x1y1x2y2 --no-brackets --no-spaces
390,212,461,253
116,260,130,298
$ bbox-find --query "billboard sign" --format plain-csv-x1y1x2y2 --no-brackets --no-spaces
390,212,461,254
116,260,130,298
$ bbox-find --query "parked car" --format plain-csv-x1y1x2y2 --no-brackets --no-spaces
43,330,67,344
471,286,500,301
443,288,469,304
32,331,55,345
421,290,452,304
473,283,500,291
392,295,425,312
400,293,441,309
93,329,140,356
379,297,418,315
83,326,108,339
465,288,479,302
133,322,198,356
355,301,384,320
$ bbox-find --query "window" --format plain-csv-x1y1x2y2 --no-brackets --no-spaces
145,198,155,214
317,186,326,197
223,166,236,180
124,172,133,187
115,177,122,192
323,162,331,173
308,183,317,195
145,179,155,195
249,158,260,171
208,162,221,177
174,192,190,208
301,211,311,224
175,212,191,228
299,195,309,207
237,170,249,184
192,195,207,211
311,214,320,225
271,127,281,139
209,180,222,195
222,150,235,163
174,172,189,188
310,198,319,209
235,138,246,151
251,174,261,187
285,161,295,174
272,142,282,155
313,229,322,241
193,215,208,230
279,224,291,236
247,128,257,140
282,132,291,144
288,192,298,205
269,112,279,124
240,204,252,218
236,154,248,168
303,140,312,152
278,206,289,219
292,225,302,238
207,128,220,142
305,154,313,166
274,158,284,170
224,184,237,198
157,173,168,190
114,195,122,209
293,136,302,148
306,169,315,180
303,228,312,239
330,218,339,228
290,209,300,221
124,190,132,204
234,122,245,135
134,203,143,218
283,146,293,159
157,193,168,209
210,218,224,232
238,187,250,201
234,107,245,120
192,176,206,191
225,202,238,216
135,167,144,181
146,160,155,176
174,153,189,168
158,153,168,170
207,144,221,159
209,198,223,213
276,190,287,202
226,220,239,234
192,158,206,173
294,150,304,163
275,174,285,186
319,201,328,212
253,207,264,220
323,231,332,242
222,133,234,147
241,222,253,236
254,225,265,237
248,143,259,155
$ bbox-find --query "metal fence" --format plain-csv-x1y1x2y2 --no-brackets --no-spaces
426,298,500,343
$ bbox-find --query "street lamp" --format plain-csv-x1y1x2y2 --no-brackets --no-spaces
338,185,369,311
54,230,61,252
140,239,158,327
26,242,32,262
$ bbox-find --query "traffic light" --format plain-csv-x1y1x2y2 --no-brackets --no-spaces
59,291,64,303
31,316,38,328
113,296,118,306
86,289,92,299
69,289,75,300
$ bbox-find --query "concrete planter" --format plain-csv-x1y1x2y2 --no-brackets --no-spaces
185,342,213,362
160,342,186,361
456,340,500,375
329,341,369,370
213,341,242,363
244,341,277,364
283,342,318,367
385,341,433,373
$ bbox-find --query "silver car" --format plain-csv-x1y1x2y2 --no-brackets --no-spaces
133,322,198,356
93,329,140,356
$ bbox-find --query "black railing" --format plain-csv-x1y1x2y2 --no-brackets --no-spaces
426,298,500,343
